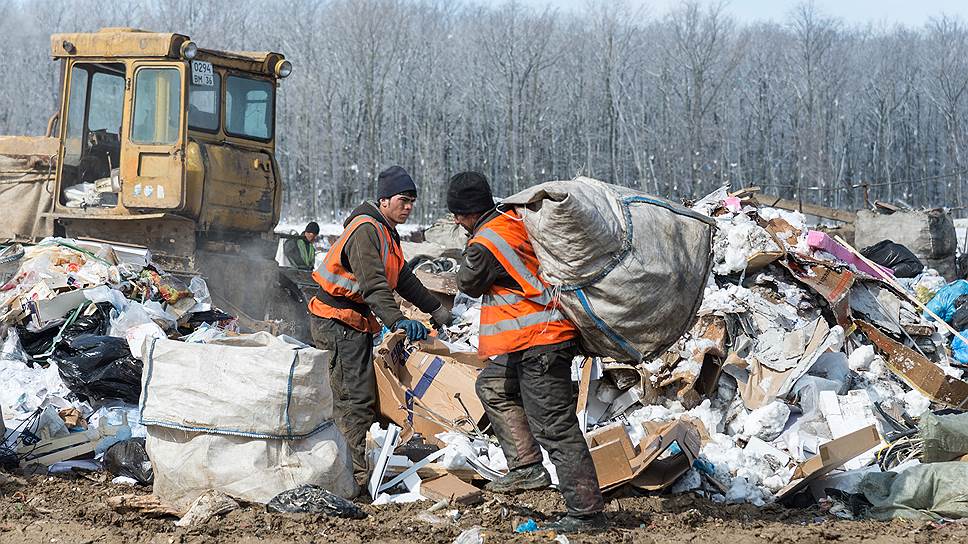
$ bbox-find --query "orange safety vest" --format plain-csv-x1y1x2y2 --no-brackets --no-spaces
309,215,404,333
469,210,578,358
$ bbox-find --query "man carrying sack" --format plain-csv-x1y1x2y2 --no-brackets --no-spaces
448,171,606,533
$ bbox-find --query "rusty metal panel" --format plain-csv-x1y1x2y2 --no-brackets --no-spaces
60,215,197,263
198,144,276,232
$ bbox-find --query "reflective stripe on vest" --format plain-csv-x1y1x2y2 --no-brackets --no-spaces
309,214,403,332
479,308,568,336
474,228,544,296
470,210,578,357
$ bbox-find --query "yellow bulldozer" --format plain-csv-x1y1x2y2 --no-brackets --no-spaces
0,28,314,338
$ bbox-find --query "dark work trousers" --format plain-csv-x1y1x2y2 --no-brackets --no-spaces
476,346,605,516
311,316,374,482
476,360,544,470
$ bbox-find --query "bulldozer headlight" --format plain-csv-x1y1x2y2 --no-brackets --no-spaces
274,59,292,78
180,41,198,60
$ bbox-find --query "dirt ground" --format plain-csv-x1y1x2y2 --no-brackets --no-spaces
2,473,968,544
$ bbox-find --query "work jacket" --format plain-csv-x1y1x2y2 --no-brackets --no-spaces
463,208,578,357
284,237,316,270
310,202,440,332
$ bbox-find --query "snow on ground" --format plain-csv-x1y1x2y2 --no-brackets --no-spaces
275,220,426,237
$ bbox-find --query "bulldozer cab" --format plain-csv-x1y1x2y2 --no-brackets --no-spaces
49,28,290,249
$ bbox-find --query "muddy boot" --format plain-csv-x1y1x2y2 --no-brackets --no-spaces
542,512,607,534
484,464,552,493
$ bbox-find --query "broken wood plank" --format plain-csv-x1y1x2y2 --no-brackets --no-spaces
107,494,182,517
755,195,857,223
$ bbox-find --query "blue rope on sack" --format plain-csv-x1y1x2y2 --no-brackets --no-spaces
554,195,713,361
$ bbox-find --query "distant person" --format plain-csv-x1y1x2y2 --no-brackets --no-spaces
448,171,606,534
284,222,319,270
308,165,454,486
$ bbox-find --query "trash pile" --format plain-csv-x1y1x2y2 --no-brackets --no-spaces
0,238,227,475
371,185,968,521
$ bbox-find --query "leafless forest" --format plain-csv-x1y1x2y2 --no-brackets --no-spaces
2,0,968,223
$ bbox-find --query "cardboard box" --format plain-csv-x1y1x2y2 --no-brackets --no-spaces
586,421,636,461
590,439,635,487
589,418,702,492
374,332,485,445
776,424,880,500
420,473,483,505
629,419,702,491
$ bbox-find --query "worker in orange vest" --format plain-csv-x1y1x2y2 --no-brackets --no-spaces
310,165,453,485
448,172,606,534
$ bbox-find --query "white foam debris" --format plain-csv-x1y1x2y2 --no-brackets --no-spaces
903,389,931,417
848,345,876,371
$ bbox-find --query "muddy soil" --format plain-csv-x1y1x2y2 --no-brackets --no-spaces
2,473,967,544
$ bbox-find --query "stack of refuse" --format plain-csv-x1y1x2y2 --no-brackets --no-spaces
1,236,355,514
369,181,968,522
0,238,222,473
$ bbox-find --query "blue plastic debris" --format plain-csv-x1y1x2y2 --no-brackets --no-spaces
693,458,716,475
514,519,539,533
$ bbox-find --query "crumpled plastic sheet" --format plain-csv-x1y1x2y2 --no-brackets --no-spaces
266,484,366,518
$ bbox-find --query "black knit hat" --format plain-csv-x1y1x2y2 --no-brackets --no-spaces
377,166,417,199
447,172,494,215
304,221,320,235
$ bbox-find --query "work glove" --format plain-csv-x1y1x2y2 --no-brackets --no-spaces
430,305,456,328
394,319,429,342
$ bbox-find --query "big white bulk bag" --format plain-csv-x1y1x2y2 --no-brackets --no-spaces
503,177,715,362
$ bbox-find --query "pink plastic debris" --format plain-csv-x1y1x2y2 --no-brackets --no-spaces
805,231,894,279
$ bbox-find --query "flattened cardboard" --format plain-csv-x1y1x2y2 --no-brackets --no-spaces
776,424,880,500
420,473,483,505
858,320,968,409
374,332,486,445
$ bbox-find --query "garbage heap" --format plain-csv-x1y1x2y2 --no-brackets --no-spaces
0,238,229,471
1,237,356,516
371,187,968,520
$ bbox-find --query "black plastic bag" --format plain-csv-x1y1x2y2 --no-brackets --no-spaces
103,438,153,485
266,485,366,518
861,240,924,278
17,302,112,359
51,334,143,403
952,295,968,333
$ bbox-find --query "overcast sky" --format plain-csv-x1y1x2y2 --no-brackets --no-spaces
493,0,968,26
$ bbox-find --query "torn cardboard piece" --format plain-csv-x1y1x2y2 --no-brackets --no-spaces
374,332,485,445
588,419,701,492
857,320,968,409
420,473,483,505
776,424,880,500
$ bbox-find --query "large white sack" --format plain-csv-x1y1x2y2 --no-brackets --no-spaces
139,332,332,438
147,423,356,510
503,177,715,362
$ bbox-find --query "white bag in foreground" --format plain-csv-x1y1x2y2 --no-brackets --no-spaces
140,332,332,437
138,332,355,508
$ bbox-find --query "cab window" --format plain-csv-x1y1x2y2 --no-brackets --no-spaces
225,75,273,141
131,68,181,145
189,72,221,132
59,62,124,207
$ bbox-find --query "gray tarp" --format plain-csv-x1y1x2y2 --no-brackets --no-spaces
503,177,715,362
861,463,968,520
920,411,968,463
855,209,957,280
